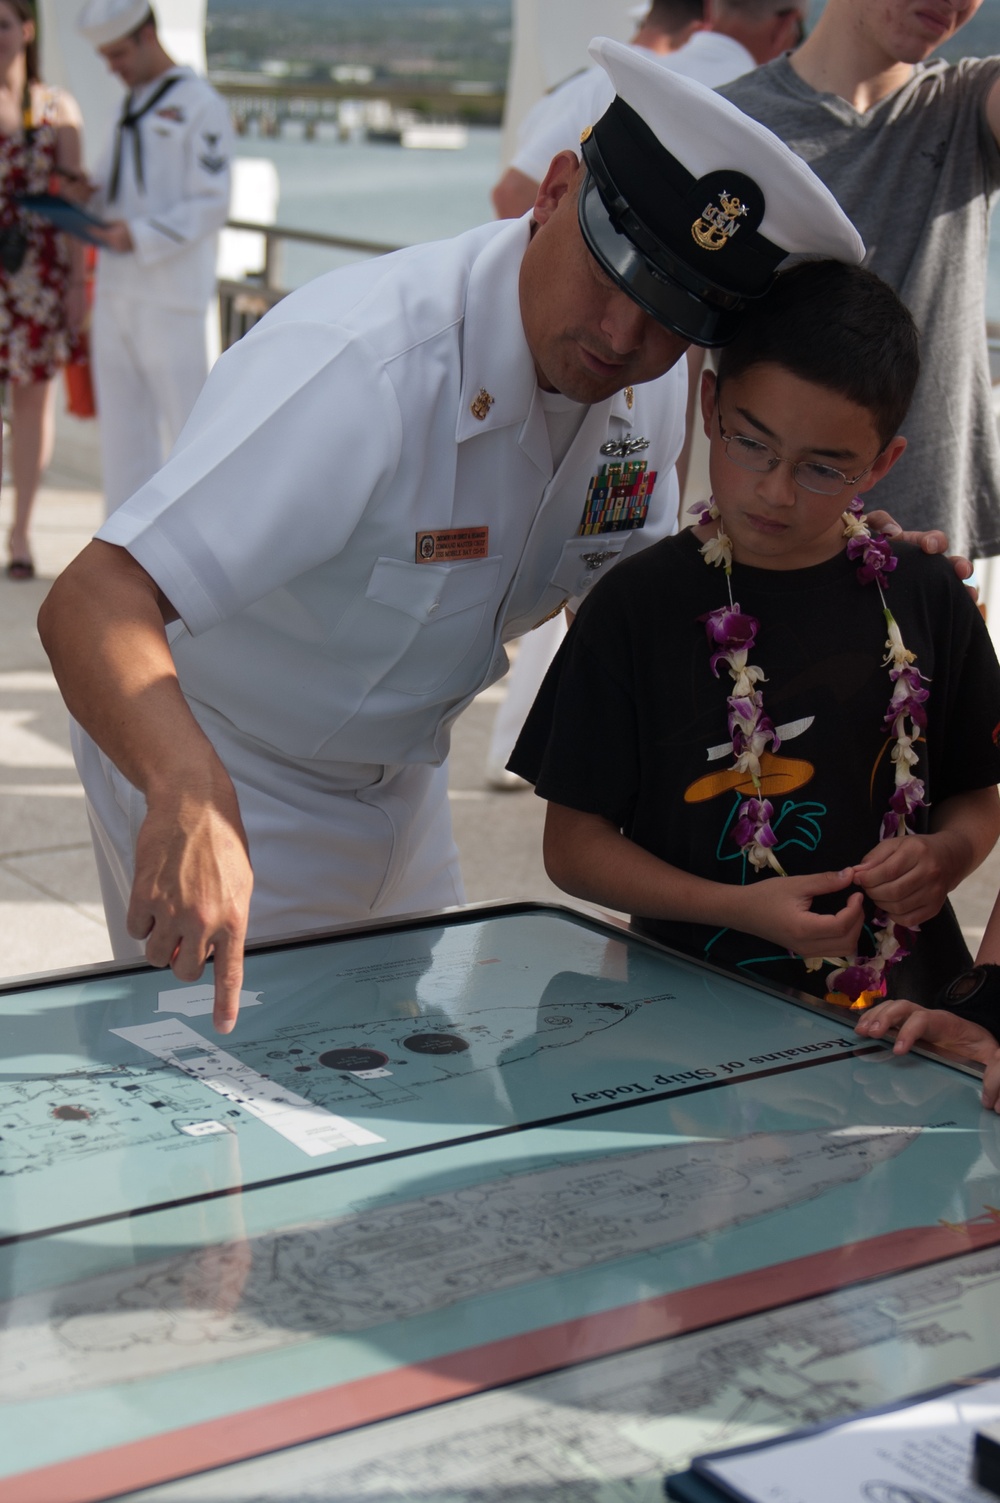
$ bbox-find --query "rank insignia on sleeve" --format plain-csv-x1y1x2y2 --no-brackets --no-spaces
578,460,657,535
199,154,227,174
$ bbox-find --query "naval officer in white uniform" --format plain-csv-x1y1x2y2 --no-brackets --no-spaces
40,41,865,1033
78,0,233,514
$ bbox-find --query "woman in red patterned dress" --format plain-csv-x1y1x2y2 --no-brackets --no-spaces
0,0,85,578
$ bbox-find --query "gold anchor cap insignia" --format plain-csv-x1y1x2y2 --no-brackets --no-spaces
692,188,748,253
470,387,495,421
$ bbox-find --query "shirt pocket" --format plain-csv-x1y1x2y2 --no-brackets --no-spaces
546,534,641,601
365,554,502,694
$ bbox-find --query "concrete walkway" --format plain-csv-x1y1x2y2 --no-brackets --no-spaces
0,460,996,987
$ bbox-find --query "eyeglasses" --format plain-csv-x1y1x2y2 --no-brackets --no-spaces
717,410,880,497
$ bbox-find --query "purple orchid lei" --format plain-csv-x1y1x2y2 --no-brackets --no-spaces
690,495,928,1007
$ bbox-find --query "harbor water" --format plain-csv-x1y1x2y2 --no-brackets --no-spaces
234,126,504,288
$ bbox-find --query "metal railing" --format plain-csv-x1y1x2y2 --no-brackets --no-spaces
220,233,1000,390
218,218,403,349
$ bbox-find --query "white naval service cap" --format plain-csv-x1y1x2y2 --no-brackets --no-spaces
578,38,865,347
77,0,154,47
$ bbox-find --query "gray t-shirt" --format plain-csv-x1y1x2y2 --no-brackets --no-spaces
722,55,1000,557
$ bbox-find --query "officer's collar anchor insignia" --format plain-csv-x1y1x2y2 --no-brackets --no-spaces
470,388,495,421
692,190,748,252
624,385,634,409
600,436,650,458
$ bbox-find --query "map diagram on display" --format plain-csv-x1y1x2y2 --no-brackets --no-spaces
7,908,999,1503
0,1062,240,1177
126,1242,1000,1503
120,992,650,1111
0,994,649,1180
0,1125,916,1398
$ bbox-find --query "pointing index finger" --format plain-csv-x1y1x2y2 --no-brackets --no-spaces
211,928,246,1035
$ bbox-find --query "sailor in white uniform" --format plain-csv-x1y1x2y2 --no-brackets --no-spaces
484,2,806,790
39,41,865,1032
77,0,233,514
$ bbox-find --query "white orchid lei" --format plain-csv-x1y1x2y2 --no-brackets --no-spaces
690,496,929,1009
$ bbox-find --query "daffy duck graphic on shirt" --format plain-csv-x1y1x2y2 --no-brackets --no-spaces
682,714,838,970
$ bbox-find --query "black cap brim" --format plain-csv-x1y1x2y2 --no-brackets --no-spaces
577,171,746,347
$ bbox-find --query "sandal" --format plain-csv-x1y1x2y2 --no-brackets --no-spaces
6,557,34,580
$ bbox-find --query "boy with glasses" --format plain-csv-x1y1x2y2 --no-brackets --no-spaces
510,259,1000,1008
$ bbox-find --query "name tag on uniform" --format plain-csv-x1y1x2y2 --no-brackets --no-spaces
415,527,489,563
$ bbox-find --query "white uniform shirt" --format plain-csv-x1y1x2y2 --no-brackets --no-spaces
98,217,686,771
511,35,757,183
91,66,233,310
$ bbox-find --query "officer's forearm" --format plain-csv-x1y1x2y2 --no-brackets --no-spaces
38,539,226,802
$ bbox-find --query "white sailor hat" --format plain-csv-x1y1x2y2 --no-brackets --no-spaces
580,38,865,346
77,0,154,48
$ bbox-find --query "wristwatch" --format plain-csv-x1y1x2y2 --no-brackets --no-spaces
935,963,1000,1040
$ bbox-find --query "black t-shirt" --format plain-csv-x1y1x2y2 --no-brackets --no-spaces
510,531,1000,1005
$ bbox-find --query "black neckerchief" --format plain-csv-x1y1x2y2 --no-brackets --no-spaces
108,72,180,202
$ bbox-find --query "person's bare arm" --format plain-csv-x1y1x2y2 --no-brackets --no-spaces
985,73,1000,149
978,894,1000,966
491,166,540,219
543,802,865,958
38,541,253,1033
52,92,87,332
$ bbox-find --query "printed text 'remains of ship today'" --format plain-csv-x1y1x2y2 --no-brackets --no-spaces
570,1036,859,1105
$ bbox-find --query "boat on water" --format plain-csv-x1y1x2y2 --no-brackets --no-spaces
364,110,469,151
399,120,470,151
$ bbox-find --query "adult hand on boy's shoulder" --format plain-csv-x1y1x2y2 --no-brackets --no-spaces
853,832,960,929
865,510,973,586
738,868,864,961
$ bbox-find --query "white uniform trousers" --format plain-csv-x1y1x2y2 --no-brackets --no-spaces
91,292,217,515
71,708,465,959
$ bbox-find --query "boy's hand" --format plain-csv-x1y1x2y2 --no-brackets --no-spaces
853,833,960,927
738,868,865,959
856,1000,1000,1112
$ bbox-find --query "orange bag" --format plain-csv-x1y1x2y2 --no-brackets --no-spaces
64,246,97,418
64,340,96,418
